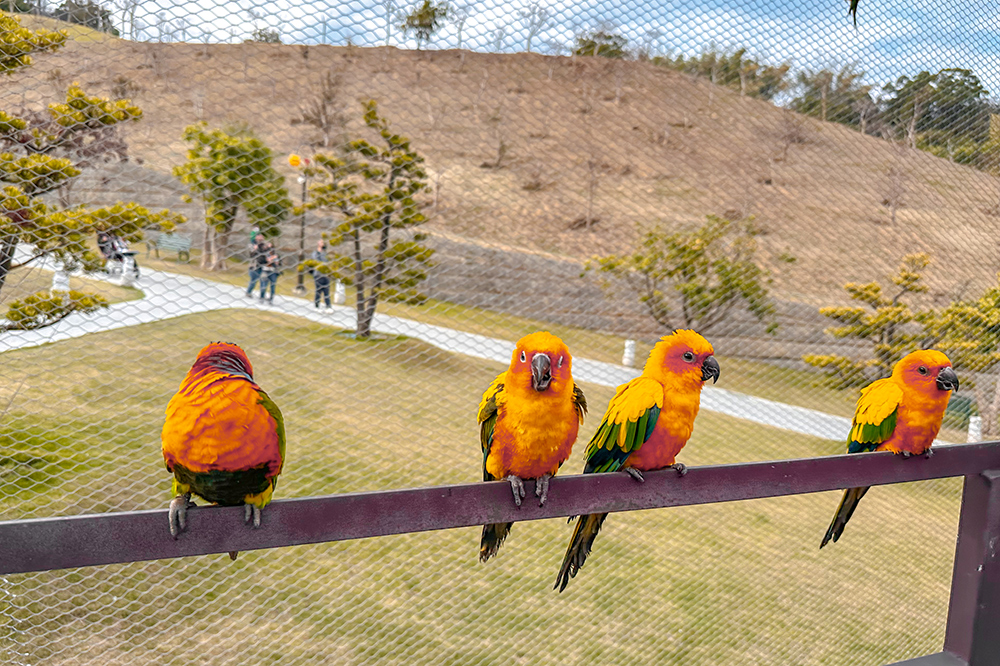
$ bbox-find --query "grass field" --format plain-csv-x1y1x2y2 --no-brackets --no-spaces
0,309,960,665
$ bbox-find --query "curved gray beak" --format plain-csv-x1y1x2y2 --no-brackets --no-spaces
937,366,959,392
531,353,552,391
701,356,721,384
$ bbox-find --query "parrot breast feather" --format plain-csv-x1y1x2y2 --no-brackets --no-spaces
848,379,902,452
584,376,663,473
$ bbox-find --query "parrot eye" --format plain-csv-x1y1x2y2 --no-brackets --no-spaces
682,351,695,363
519,351,526,363
918,366,929,376
558,356,564,368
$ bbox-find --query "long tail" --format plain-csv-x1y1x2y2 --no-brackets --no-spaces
480,522,514,562
820,486,870,548
554,513,608,592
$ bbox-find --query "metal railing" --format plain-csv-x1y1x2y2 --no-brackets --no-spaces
3,443,1000,665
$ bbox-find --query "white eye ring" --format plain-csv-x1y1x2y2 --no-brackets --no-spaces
683,351,695,362
558,356,564,368
519,351,526,362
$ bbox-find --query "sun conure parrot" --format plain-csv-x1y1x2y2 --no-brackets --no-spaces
478,331,587,562
555,329,720,592
161,343,286,559
820,349,957,548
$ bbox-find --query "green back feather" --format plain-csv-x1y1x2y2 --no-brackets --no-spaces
479,386,501,482
584,403,661,474
257,389,286,464
848,407,897,454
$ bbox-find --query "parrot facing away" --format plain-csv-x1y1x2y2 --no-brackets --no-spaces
821,349,957,548
555,329,720,592
478,331,587,562
161,342,286,559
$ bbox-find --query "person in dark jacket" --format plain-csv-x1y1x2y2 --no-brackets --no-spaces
312,239,331,309
260,244,281,304
246,237,267,297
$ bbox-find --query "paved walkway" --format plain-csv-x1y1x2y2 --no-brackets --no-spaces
1,250,877,443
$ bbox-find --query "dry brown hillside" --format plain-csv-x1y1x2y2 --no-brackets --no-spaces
4,21,1000,315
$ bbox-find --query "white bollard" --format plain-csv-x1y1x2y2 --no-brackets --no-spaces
622,339,636,367
50,263,70,293
968,415,982,443
333,280,346,305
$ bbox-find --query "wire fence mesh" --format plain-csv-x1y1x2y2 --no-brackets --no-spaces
0,0,996,663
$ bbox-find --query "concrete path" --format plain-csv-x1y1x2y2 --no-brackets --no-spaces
1,249,872,442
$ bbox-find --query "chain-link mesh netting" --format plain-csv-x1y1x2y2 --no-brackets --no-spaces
0,0,996,663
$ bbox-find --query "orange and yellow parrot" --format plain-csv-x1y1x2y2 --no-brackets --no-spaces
478,331,587,562
555,329,720,592
821,349,957,548
161,343,286,557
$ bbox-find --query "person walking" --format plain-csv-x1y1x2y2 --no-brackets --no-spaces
311,239,331,310
246,237,267,298
260,243,281,304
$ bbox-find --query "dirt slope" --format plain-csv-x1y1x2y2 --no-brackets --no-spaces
3,22,999,307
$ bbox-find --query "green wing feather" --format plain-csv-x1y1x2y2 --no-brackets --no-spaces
479,384,502,482
572,383,588,422
257,388,286,465
848,409,897,453
584,402,661,474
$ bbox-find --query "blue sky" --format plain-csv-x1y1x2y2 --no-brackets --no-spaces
130,0,1000,95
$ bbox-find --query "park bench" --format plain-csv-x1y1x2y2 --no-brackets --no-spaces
145,232,192,262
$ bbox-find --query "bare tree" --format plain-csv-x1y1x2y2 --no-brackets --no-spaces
291,71,347,149
381,0,401,45
636,28,663,61
450,3,472,48
490,26,506,52
519,1,552,52
882,162,906,226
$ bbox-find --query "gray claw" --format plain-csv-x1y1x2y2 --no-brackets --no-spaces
624,467,645,483
535,474,552,506
505,475,525,507
900,451,913,459
924,448,935,459
168,493,193,538
244,504,261,528
670,462,688,477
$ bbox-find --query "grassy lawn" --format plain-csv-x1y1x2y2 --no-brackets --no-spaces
0,310,959,665
0,265,141,316
138,248,971,443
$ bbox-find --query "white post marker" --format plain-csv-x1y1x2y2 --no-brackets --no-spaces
50,262,70,294
968,415,982,443
622,339,636,367
333,280,346,305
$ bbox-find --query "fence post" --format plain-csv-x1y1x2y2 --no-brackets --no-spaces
943,470,1000,664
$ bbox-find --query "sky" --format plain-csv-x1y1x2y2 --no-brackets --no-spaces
125,0,1000,96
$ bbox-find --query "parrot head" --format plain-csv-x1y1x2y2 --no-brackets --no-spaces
508,331,573,394
190,342,255,382
892,350,958,394
644,329,720,388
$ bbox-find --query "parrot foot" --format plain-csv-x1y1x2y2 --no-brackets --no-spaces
244,503,262,528
505,475,526,507
900,451,913,459
924,448,935,459
535,474,552,506
669,462,688,477
623,467,645,483
168,493,195,538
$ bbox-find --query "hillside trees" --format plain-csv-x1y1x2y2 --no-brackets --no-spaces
790,64,871,126
656,48,791,101
586,215,778,334
573,30,628,59
400,0,448,50
0,15,183,332
519,1,552,52
882,69,990,151
302,100,433,339
173,123,291,271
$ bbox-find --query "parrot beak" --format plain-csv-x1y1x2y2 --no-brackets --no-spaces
701,356,721,384
531,353,552,392
936,366,959,392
